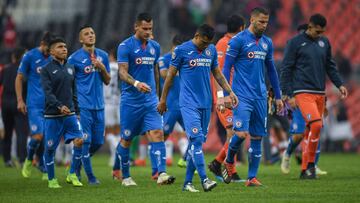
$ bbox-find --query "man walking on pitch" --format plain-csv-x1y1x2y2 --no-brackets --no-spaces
281,14,347,179
221,7,283,186
158,24,238,192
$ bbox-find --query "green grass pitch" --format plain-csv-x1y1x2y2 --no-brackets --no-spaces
0,154,359,203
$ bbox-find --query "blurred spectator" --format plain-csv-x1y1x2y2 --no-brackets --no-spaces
335,51,352,83
3,15,17,48
0,47,29,167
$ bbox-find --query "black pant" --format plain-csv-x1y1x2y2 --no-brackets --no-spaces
1,105,29,163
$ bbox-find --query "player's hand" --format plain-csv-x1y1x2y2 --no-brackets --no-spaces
287,97,297,108
135,82,151,93
216,97,226,113
17,99,27,114
229,92,239,108
59,105,71,115
275,99,284,113
157,100,167,115
91,58,105,71
339,86,348,99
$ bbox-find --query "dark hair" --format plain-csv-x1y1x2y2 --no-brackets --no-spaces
250,7,269,16
49,37,66,48
79,24,93,33
309,14,327,27
297,24,308,32
197,24,215,40
41,31,55,45
172,35,184,46
227,14,246,33
12,47,26,62
136,12,152,23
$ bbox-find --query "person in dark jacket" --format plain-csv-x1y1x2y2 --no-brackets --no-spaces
40,37,84,189
0,47,29,167
280,14,348,179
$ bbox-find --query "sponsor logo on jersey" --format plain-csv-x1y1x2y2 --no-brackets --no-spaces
83,65,99,74
135,57,155,65
188,58,212,67
318,40,325,47
247,51,266,60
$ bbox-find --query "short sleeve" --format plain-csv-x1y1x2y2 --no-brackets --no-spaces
154,43,161,64
226,37,242,58
211,46,218,70
158,56,167,70
117,42,129,63
17,52,31,76
103,52,110,73
170,47,182,70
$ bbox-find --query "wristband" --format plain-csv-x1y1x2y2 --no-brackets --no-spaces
133,80,140,87
217,91,224,98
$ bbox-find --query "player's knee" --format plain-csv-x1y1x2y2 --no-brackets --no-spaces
293,134,303,142
120,139,131,148
235,131,248,139
33,134,43,141
73,138,83,147
309,120,322,133
149,130,164,142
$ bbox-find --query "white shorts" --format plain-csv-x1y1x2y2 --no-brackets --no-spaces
105,104,120,127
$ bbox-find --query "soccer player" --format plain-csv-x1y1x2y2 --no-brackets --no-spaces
221,7,283,186
68,25,110,184
40,37,83,188
158,24,239,192
116,12,175,186
281,13,347,179
208,14,246,182
158,35,188,169
16,32,53,179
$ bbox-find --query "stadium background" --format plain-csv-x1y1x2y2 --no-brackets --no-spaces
0,0,359,156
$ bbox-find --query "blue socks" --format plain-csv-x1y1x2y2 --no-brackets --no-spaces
44,149,55,180
148,143,158,176
285,136,301,156
248,139,262,180
315,140,321,165
116,143,130,178
226,135,245,164
70,146,82,174
27,138,40,160
150,142,166,174
189,136,207,183
184,151,196,185
82,143,95,180
113,148,121,171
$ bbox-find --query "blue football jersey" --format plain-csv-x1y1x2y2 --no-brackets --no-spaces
117,35,160,107
226,29,274,99
158,52,180,110
18,48,51,109
170,40,218,109
68,48,110,110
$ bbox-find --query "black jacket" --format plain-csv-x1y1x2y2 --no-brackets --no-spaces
40,59,79,117
281,32,343,96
